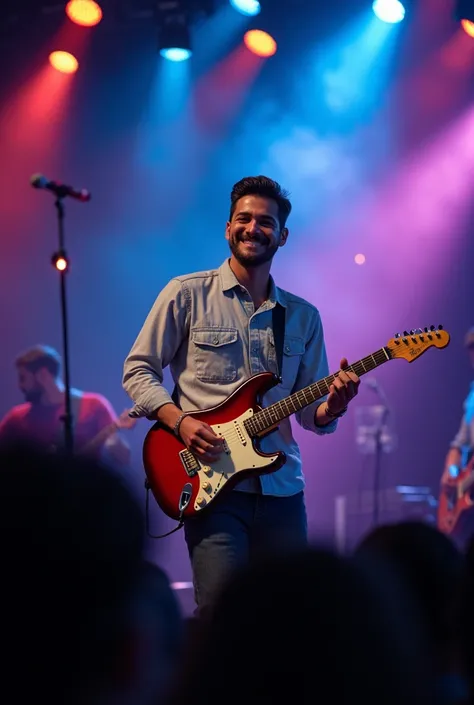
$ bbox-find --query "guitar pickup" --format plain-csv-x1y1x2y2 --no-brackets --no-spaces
179,449,200,477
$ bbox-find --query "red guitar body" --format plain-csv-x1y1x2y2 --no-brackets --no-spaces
437,456,474,539
141,325,450,521
143,372,286,520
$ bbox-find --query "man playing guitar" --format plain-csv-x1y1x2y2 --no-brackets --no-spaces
438,328,474,543
123,175,360,617
0,344,132,467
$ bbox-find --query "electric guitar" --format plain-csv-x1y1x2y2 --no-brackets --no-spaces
143,325,450,521
437,453,474,537
79,408,136,456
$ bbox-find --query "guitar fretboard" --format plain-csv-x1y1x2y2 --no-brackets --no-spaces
244,346,391,437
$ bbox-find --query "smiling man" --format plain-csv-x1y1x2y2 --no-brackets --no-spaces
123,175,360,617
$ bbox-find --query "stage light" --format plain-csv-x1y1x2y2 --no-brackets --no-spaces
372,0,406,23
52,252,69,272
244,29,277,57
49,51,79,74
456,0,474,35
155,1,215,60
354,253,366,265
160,47,192,61
66,0,103,27
461,18,474,36
157,2,192,61
230,0,261,16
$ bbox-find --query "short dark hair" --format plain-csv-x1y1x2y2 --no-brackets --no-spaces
229,175,292,228
15,345,61,377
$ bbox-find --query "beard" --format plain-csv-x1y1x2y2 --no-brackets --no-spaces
228,233,279,268
22,387,43,404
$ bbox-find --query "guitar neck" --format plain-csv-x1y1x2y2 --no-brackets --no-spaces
247,346,391,435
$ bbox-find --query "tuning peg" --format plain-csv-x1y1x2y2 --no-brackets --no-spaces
424,327,428,333
438,324,443,330
430,325,435,331
395,332,400,338
403,330,409,337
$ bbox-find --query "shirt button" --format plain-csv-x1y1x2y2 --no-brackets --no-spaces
213,337,219,344
285,345,290,353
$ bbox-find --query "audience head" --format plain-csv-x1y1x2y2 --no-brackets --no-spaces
0,442,181,705
170,544,432,705
355,520,463,672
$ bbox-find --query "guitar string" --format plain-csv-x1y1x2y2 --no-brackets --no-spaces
190,338,441,461
196,354,387,450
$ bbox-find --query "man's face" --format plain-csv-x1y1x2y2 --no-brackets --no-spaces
225,195,288,268
17,366,44,404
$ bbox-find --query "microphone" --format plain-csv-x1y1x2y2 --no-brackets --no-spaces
30,173,91,202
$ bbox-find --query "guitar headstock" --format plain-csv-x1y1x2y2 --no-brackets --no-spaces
117,409,137,430
387,325,450,362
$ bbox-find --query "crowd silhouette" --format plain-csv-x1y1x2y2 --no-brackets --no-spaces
1,440,472,705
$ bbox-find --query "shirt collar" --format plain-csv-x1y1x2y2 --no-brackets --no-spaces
219,258,287,308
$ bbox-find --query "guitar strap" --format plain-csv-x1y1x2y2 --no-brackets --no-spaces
272,303,286,384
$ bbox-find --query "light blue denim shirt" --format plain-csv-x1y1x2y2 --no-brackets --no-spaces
450,382,474,466
123,259,337,496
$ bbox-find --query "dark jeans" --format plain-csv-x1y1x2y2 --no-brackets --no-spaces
183,490,307,617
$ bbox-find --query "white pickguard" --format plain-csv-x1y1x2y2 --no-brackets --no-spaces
192,408,279,513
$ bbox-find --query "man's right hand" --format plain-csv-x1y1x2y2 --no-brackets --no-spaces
178,416,225,464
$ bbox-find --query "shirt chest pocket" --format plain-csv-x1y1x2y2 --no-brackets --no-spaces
281,335,305,390
192,327,239,383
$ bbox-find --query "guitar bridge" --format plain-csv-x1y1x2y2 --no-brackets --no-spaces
179,449,200,477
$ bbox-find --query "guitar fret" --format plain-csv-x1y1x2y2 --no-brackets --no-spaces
243,346,393,437
315,381,324,397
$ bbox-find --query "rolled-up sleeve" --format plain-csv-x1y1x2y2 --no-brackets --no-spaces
294,309,338,435
122,279,189,418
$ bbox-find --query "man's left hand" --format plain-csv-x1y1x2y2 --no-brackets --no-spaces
326,357,360,415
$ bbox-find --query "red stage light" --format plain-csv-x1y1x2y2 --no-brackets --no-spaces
244,30,277,57
49,51,79,74
461,19,474,37
66,0,103,27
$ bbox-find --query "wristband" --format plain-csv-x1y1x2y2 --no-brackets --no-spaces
325,403,347,420
173,412,188,438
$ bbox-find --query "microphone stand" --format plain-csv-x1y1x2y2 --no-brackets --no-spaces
53,196,74,454
372,404,389,527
